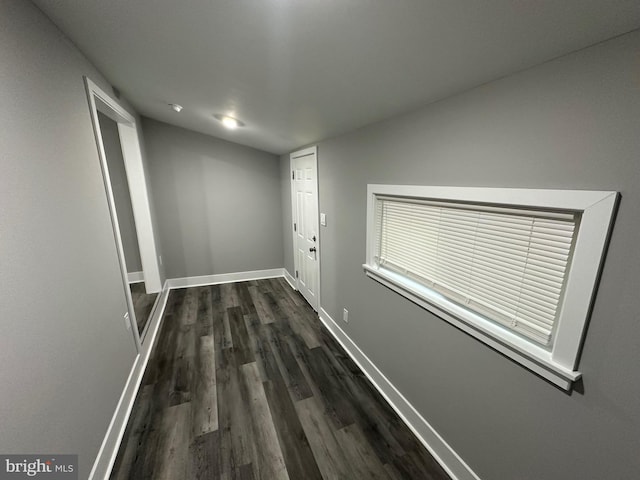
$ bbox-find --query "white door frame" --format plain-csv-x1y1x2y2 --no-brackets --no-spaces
290,145,321,311
84,77,162,348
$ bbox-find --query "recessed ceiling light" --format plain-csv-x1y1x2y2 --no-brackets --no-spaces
214,114,244,129
169,103,183,113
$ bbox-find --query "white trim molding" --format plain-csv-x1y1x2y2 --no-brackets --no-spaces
364,184,619,390
89,281,171,480
166,268,285,289
283,269,297,290
318,307,481,480
84,77,162,294
127,271,144,284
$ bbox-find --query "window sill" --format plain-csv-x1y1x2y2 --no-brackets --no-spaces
363,264,582,390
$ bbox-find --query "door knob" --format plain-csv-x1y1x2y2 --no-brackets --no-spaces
309,247,317,253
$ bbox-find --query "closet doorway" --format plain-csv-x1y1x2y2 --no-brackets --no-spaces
84,77,162,349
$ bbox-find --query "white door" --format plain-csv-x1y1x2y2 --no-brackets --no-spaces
291,146,319,311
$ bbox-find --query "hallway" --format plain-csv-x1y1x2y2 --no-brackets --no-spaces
111,278,449,479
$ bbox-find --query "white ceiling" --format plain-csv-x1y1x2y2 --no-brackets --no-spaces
34,0,640,154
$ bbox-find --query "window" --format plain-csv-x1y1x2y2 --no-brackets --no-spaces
364,185,618,390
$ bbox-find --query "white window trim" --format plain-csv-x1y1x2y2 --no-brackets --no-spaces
364,185,619,390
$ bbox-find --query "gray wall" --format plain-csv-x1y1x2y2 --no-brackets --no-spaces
143,118,284,279
282,31,640,480
98,111,143,273
0,1,139,477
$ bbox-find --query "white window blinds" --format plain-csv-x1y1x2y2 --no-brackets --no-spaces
374,196,578,346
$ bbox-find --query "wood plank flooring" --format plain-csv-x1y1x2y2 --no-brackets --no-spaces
111,278,450,480
130,282,159,335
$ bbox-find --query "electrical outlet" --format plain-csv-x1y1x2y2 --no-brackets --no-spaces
343,308,349,323
159,255,163,265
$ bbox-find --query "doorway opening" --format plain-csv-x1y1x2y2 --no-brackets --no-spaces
84,77,162,348
95,111,158,338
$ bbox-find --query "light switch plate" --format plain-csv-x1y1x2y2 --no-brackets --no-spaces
320,213,327,226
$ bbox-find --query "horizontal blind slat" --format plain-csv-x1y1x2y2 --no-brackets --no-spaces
377,197,576,346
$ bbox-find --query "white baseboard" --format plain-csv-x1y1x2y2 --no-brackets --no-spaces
91,268,289,478
282,269,297,290
166,268,285,289
127,271,144,284
98,269,461,480
318,307,481,480
89,281,171,480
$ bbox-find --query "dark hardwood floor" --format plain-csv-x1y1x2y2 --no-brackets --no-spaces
130,282,159,335
111,278,450,480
